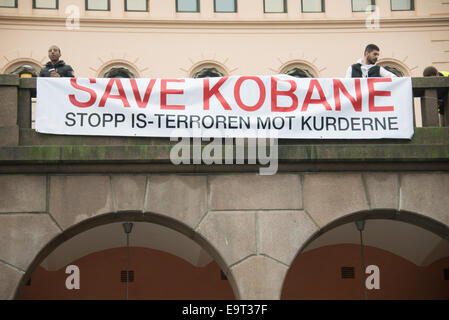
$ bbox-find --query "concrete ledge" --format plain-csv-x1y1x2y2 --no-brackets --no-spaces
412,77,449,89
0,143,448,164
19,78,36,90
5,76,448,89
17,127,449,146
0,74,19,86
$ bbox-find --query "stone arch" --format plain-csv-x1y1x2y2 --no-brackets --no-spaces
2,59,42,77
298,209,449,255
267,172,449,299
97,60,140,78
279,60,320,78
280,209,449,299
13,210,238,299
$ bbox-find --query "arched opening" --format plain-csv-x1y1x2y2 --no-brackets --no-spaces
192,67,224,78
383,65,404,77
280,61,318,78
281,211,449,300
4,61,41,78
377,59,410,77
98,62,140,78
282,66,315,78
190,62,227,79
9,64,40,78
15,212,236,300
103,67,135,79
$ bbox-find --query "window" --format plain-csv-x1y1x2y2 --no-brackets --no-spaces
9,64,40,78
125,0,148,11
192,67,225,78
264,0,286,13
391,0,414,11
214,0,236,12
377,60,408,77
283,66,315,78
352,0,375,12
176,0,199,12
103,67,135,78
301,0,324,13
33,0,58,9
382,65,404,77
0,0,17,8
86,0,110,11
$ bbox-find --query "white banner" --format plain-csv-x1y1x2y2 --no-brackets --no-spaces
36,75,414,139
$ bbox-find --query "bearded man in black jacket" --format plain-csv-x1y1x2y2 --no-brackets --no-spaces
39,45,75,78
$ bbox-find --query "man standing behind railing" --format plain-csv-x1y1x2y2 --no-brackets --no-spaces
346,44,397,78
423,66,449,115
39,45,75,78
423,66,449,78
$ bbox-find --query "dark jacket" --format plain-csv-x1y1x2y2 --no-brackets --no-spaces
351,63,381,78
39,60,75,78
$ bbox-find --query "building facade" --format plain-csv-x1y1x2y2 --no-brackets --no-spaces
0,0,448,300
1,0,448,79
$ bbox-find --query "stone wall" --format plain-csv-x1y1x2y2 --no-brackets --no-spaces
1,172,448,300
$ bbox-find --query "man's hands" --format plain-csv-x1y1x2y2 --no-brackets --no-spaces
50,71,61,77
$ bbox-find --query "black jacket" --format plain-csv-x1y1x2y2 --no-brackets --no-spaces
39,60,75,78
351,63,381,78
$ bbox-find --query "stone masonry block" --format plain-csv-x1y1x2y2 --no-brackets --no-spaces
0,86,18,127
304,174,369,228
0,126,19,146
0,262,23,300
197,211,256,267
0,175,46,213
258,211,319,266
364,173,399,210
0,215,61,271
147,175,208,229
230,256,288,300
400,173,449,226
112,175,147,211
209,174,302,210
49,176,114,230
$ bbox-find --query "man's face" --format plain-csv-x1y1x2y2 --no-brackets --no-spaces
365,50,380,65
48,46,61,63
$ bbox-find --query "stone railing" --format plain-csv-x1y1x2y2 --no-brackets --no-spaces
413,76,449,127
0,75,448,145
0,74,448,173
